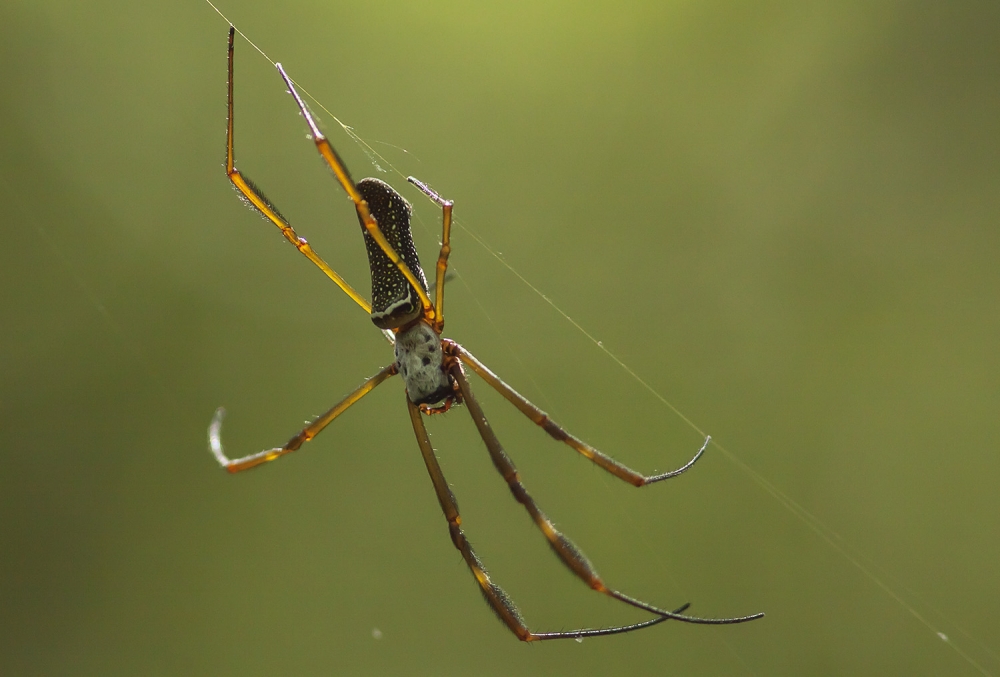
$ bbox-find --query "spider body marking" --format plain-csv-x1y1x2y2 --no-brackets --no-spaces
209,25,763,641
356,178,428,330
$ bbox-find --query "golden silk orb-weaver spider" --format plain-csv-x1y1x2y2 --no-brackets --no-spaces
209,26,764,641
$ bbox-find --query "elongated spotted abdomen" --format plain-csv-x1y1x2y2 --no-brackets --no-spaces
356,178,428,330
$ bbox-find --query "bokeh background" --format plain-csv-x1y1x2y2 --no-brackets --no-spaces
2,1,998,675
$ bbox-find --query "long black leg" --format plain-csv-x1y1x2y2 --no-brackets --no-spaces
457,345,708,487
405,396,694,641
451,361,764,625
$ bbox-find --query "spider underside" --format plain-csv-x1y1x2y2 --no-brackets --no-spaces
210,26,763,641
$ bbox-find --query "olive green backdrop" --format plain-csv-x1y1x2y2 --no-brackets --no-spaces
2,1,998,675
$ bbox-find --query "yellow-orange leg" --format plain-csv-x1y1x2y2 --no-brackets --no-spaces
455,344,708,487
405,396,692,641
225,27,372,316
450,362,764,625
407,176,453,333
210,364,397,473
273,62,436,326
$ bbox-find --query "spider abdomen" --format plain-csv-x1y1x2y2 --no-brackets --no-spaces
395,321,452,405
356,178,428,330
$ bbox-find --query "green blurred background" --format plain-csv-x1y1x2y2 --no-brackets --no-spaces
2,1,998,675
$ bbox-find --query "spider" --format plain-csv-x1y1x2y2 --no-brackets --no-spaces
209,26,764,642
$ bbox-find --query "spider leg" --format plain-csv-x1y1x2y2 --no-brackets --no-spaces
225,27,372,315
210,364,397,473
274,62,436,326
451,362,764,626
407,176,453,333
406,396,693,641
455,345,708,487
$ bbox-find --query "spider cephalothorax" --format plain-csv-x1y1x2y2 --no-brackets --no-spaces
393,320,452,406
210,25,763,642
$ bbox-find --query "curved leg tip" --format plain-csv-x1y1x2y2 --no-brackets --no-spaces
208,407,232,469
693,434,711,461
646,435,711,483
